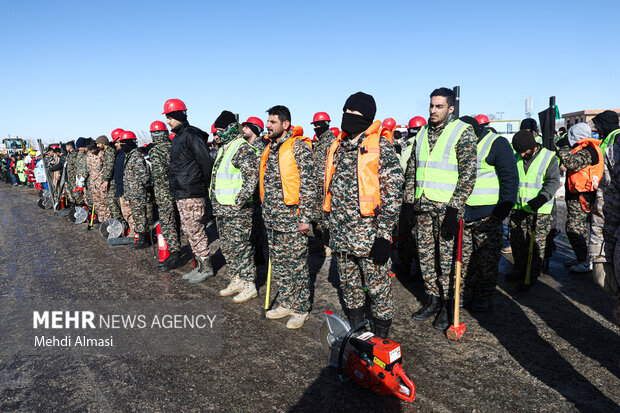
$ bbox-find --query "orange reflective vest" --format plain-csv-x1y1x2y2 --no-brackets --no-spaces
323,120,382,217
259,126,312,205
567,138,604,193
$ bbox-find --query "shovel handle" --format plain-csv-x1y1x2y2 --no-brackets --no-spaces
264,258,272,311
454,219,464,326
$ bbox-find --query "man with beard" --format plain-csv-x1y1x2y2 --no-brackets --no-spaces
86,136,111,222
322,92,403,338
212,111,260,303
260,105,316,329
403,87,478,331
508,130,560,284
164,98,214,283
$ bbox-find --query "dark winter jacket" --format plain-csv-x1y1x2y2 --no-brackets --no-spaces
169,121,212,199
114,150,125,196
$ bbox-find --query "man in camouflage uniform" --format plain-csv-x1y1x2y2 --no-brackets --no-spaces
62,141,77,205
322,92,403,338
209,111,261,303
74,137,93,207
556,123,601,272
86,136,111,222
403,87,477,331
149,121,182,272
508,130,561,285
101,129,123,220
121,131,152,249
589,132,620,326
261,105,317,329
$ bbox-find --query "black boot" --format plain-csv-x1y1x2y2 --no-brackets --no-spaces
412,294,442,321
347,306,366,329
373,318,392,339
432,301,450,330
161,251,182,272
131,232,151,250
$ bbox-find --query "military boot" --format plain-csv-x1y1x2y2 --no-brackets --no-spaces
432,301,451,331
160,251,182,272
188,255,215,283
373,318,392,339
412,294,442,321
347,307,366,329
131,232,151,250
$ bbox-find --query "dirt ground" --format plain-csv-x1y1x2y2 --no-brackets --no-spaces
0,184,619,412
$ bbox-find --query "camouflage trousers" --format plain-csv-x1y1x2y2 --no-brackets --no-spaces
336,253,394,320
266,229,310,313
156,195,181,253
566,198,591,262
177,197,210,257
217,215,255,282
106,181,122,220
462,215,504,300
415,210,458,300
119,196,135,234
128,196,149,233
90,179,110,221
509,211,552,280
398,212,417,266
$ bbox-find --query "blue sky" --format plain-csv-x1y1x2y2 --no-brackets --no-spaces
1,0,618,143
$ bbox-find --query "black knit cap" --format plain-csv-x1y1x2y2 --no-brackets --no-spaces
167,110,187,123
214,110,237,129
512,130,536,153
343,92,377,121
520,118,538,131
592,110,620,138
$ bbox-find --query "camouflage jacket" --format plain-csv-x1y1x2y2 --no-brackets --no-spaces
313,129,337,222
123,148,151,200
589,142,620,261
149,131,173,204
101,146,116,183
326,134,403,255
556,138,596,201
403,116,477,216
210,133,259,218
86,151,105,185
65,151,78,187
262,130,317,232
75,151,89,188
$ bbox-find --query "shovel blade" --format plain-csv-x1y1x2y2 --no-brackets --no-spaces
446,322,466,341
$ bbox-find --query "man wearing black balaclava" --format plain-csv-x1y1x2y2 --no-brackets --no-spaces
163,98,214,284
520,117,543,145
592,110,620,150
321,92,403,338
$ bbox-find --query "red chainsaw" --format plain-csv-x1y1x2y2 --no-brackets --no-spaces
320,311,416,402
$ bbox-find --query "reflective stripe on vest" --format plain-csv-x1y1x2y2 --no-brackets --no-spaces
466,132,500,206
259,128,312,206
211,137,257,205
414,119,468,203
514,147,556,214
600,129,620,151
323,120,382,216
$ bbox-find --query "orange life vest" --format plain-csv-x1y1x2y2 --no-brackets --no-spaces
259,126,312,205
323,120,382,217
567,138,604,193
379,126,394,144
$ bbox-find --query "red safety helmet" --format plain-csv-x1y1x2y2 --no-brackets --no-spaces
162,98,187,115
408,116,427,129
330,127,341,136
120,131,137,141
382,117,396,131
169,132,175,140
150,121,167,132
50,144,59,149
242,116,265,130
475,114,490,125
211,123,217,134
111,128,125,142
312,112,331,123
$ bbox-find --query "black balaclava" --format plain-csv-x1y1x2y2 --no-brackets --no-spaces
121,140,137,153
246,123,261,138
592,110,620,139
167,110,187,123
520,118,538,132
341,113,372,136
341,92,376,136
313,121,329,138
214,110,237,129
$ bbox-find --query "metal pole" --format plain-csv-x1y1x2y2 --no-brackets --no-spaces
453,86,460,118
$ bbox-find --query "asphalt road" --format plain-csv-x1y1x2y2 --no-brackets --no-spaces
0,184,619,412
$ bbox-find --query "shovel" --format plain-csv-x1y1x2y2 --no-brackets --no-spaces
520,213,537,292
262,257,272,319
86,203,96,231
447,219,466,341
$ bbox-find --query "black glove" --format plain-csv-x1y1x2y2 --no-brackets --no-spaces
322,228,330,247
440,207,459,239
492,201,514,221
510,209,528,222
401,203,417,228
527,194,547,212
369,237,391,265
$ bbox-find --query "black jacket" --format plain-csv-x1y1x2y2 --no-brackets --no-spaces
48,154,66,172
169,121,212,199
